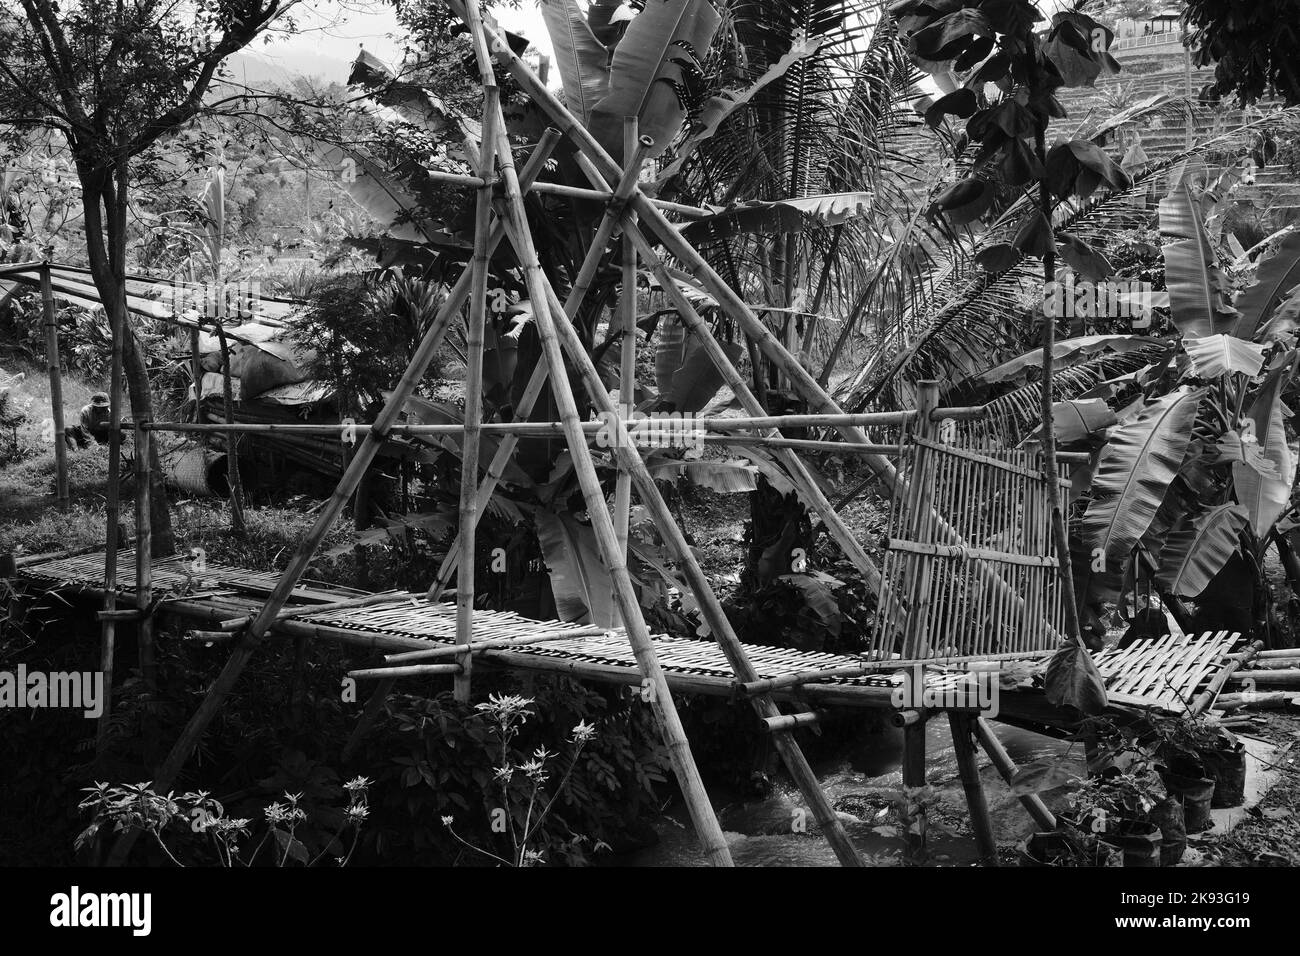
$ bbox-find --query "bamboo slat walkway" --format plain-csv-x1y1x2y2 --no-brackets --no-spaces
10,549,1243,715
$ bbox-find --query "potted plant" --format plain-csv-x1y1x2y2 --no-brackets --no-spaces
1065,769,1169,867
1143,714,1221,829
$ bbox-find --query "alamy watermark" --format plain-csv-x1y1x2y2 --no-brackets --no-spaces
594,406,704,450
0,666,104,718
890,663,1000,717
151,278,263,321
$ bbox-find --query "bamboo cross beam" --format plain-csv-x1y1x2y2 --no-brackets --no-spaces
348,663,463,680
494,189,862,867
417,166,711,216
480,72,734,864
383,627,607,663
761,711,824,733
143,409,966,436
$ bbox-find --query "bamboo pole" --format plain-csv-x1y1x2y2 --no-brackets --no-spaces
383,627,606,663
454,86,501,702
481,82,733,864
613,117,640,626
901,712,927,863
415,166,711,216
949,712,998,865
974,716,1056,832
139,408,982,435
348,664,462,680
1192,640,1264,715
40,260,69,512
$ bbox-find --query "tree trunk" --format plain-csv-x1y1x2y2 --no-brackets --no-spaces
80,161,175,557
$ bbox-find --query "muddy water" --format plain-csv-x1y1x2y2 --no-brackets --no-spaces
615,722,1083,867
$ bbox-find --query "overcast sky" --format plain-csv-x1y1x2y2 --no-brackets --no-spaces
238,1,552,83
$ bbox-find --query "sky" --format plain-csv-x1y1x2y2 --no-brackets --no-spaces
233,1,552,86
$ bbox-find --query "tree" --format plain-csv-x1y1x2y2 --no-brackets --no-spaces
1182,0,1300,106
0,0,301,554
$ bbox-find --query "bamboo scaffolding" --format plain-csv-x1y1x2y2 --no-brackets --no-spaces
480,68,733,863
40,260,69,512
459,2,1053,639
454,85,500,702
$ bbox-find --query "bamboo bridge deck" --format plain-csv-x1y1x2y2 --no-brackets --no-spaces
8,549,1247,720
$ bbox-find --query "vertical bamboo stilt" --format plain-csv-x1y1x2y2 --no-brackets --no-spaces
454,86,500,703
901,711,928,863
40,260,68,512
949,711,999,865
189,327,203,423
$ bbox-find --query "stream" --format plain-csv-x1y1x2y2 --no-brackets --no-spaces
613,721,1083,867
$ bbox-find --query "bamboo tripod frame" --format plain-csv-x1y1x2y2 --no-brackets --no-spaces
101,3,1079,867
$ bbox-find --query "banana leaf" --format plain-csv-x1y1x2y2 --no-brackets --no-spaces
1182,334,1268,379
588,0,722,162
534,508,615,626
681,192,876,242
1159,179,1239,338
1233,356,1298,536
647,458,758,493
1231,232,1300,341
540,0,611,126
1075,386,1204,605
1155,503,1248,598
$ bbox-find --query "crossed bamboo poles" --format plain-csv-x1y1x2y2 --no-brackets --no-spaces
109,3,1051,867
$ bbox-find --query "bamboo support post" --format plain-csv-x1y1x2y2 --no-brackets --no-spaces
481,72,733,863
40,260,68,511
348,663,462,681
949,712,999,865
974,716,1056,832
901,712,927,863
454,85,501,702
